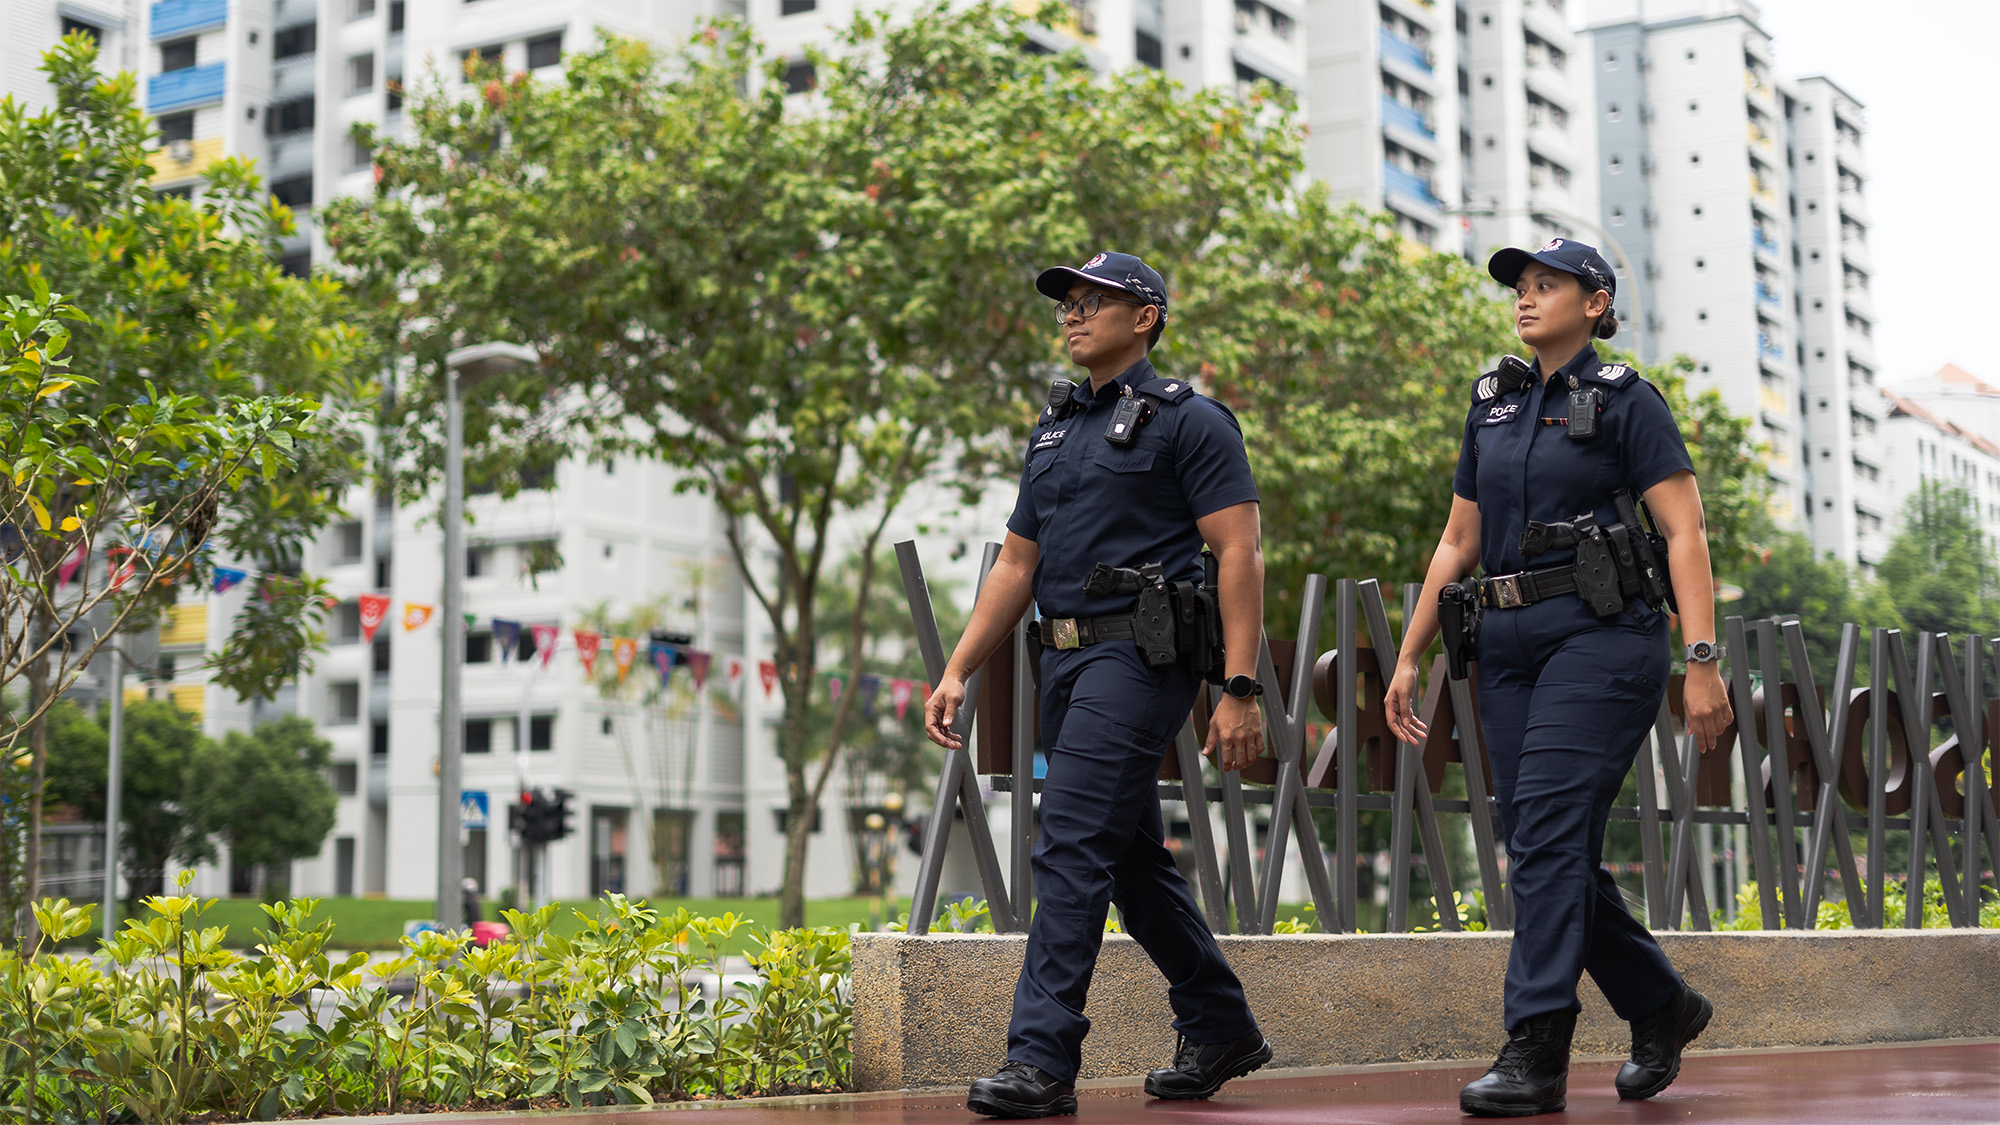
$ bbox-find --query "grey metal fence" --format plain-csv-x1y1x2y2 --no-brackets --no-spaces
896,541,1999,936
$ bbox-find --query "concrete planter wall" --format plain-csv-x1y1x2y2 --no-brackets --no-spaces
851,929,2000,1091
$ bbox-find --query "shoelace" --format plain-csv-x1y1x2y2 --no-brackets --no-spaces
1172,1034,1202,1070
1628,1005,1675,1067
998,1060,1041,1081
1488,1035,1536,1080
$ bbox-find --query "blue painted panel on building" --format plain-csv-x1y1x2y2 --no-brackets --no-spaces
148,61,227,112
152,0,229,40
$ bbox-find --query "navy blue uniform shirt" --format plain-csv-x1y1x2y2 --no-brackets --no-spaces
1006,357,1257,619
1452,345,1693,577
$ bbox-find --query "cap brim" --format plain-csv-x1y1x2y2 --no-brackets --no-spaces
1035,266,1129,302
1488,248,1613,295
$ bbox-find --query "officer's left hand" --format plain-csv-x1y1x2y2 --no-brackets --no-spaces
1206,694,1265,773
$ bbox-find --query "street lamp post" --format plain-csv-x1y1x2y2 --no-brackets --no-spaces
438,342,537,929
1450,202,1646,363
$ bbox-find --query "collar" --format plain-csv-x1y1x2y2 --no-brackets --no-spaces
1544,344,1601,387
1077,358,1156,405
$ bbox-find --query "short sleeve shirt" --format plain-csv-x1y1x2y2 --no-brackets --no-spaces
1452,346,1693,577
1007,358,1258,618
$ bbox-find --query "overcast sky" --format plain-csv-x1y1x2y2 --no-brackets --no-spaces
1740,0,1998,386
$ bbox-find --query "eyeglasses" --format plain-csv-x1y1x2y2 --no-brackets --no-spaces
1053,291,1145,324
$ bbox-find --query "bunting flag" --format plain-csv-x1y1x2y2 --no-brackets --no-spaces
651,642,677,688
613,636,638,683
357,593,392,643
57,541,87,586
106,547,136,591
531,622,560,669
890,677,916,720
828,676,844,704
686,649,712,690
857,673,882,717
574,630,603,676
463,612,478,628
724,655,745,694
402,602,436,631
758,660,777,698
491,619,522,665
212,566,249,594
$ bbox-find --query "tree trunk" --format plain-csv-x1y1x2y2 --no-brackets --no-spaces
777,666,815,930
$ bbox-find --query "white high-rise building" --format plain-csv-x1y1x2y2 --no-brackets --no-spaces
1585,0,1881,567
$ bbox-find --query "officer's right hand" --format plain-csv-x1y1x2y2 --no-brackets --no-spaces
1385,661,1428,745
924,675,966,750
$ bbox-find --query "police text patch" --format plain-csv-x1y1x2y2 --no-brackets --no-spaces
1480,403,1522,425
1032,426,1069,452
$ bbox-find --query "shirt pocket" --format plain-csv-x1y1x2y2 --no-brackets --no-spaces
1092,445,1159,474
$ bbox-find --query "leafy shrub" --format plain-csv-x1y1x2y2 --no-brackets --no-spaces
0,875,851,1121
1714,878,1992,931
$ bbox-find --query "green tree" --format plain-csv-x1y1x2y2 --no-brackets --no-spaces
1729,534,1854,675
326,3,1296,927
0,38,366,939
180,716,337,900
41,699,212,908
1877,482,2000,638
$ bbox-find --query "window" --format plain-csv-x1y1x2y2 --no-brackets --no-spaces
463,43,503,72
271,174,312,209
279,250,311,277
267,96,315,134
783,61,816,94
465,718,493,753
390,1,405,33
158,112,195,144
332,602,362,644
347,135,373,172
601,716,614,735
529,714,554,751
351,0,377,18
371,721,389,757
372,638,391,673
466,632,493,664
62,17,102,43
161,37,197,73
274,23,316,58
331,682,361,724
466,545,493,578
1136,30,1162,69
527,32,563,69
332,761,359,796
334,520,364,563
348,53,375,95
782,0,816,11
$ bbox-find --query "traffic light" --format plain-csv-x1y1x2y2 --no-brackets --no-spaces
546,788,575,842
515,788,577,844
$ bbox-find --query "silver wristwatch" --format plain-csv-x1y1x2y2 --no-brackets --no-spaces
1684,640,1724,664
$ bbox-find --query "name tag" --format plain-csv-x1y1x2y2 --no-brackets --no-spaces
1479,403,1522,425
1032,426,1068,452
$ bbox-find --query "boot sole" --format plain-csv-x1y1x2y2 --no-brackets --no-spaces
1459,1091,1566,1118
1143,1040,1275,1101
1618,992,1714,1101
966,1092,1078,1119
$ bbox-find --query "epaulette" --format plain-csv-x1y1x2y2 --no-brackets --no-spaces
1473,372,1505,403
1575,360,1638,388
1132,374,1198,405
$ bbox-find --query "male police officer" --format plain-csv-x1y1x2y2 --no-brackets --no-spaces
925,252,1272,1119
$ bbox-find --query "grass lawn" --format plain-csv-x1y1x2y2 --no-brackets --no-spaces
87,895,896,951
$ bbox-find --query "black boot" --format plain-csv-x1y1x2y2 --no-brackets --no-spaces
967,1060,1078,1119
1459,1010,1575,1118
1143,1029,1274,1100
1616,985,1712,1100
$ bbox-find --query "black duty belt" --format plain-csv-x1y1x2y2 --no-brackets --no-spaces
1478,564,1581,610
1032,613,1137,650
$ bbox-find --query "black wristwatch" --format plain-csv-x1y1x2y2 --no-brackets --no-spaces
1684,641,1724,665
1223,674,1265,700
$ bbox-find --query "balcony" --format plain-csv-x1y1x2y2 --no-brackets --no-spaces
1838,184,1870,225
1752,226,1780,260
1382,161,1442,209
1841,236,1872,273
1755,279,1783,311
152,0,228,40
147,134,223,183
1380,95,1435,140
148,60,226,112
1758,333,1787,363
1379,28,1433,74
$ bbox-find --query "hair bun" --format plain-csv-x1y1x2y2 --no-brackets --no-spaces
1594,308,1620,340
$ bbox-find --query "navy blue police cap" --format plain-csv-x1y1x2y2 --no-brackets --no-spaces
1488,237,1617,299
1035,251,1170,322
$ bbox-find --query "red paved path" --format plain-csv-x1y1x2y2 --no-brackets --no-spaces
353,1040,2000,1123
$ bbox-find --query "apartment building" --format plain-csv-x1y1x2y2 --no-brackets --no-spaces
1879,381,2000,562
1586,0,1881,567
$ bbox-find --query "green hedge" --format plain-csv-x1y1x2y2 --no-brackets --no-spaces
2,877,851,1121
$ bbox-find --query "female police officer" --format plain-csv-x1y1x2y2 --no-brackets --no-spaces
926,251,1273,1118
1383,239,1733,1117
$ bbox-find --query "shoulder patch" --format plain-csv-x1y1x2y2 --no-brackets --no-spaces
1600,364,1631,381
1474,374,1501,402
1133,375,1197,404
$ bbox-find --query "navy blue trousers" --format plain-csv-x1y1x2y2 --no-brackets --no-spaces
1476,598,1684,1030
1006,643,1258,1083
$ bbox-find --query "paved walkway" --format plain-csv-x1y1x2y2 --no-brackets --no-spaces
356,1039,2000,1123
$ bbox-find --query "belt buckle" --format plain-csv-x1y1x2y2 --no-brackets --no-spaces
1490,575,1524,609
1050,618,1081,650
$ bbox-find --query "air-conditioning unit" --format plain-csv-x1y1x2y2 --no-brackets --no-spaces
169,138,194,164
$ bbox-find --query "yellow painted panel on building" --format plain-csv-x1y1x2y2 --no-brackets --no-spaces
124,686,148,705
1759,386,1787,414
170,683,205,718
148,136,225,184
161,603,208,647
1015,0,1098,44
